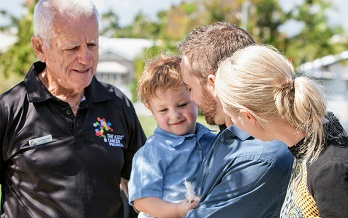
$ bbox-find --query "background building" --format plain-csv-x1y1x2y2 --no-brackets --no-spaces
97,36,156,99
299,51,348,130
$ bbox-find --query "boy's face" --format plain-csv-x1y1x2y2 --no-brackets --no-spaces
147,88,198,136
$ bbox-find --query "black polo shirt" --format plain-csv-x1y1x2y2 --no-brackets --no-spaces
0,61,146,218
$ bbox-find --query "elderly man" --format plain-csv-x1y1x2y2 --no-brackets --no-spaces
0,0,146,217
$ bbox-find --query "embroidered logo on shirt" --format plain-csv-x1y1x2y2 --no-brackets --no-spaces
94,117,114,142
93,117,125,147
106,134,125,147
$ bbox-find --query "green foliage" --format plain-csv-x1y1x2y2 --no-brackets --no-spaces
252,0,286,45
1,0,347,96
100,9,120,37
0,4,36,78
283,0,346,67
131,45,178,102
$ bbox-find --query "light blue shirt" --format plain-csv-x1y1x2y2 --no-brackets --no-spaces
186,125,294,218
128,123,215,205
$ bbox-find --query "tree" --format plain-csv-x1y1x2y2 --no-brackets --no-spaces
248,0,289,48
99,9,121,37
283,0,345,68
0,1,37,79
0,2,38,94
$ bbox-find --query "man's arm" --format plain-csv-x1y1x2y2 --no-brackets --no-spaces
186,159,286,218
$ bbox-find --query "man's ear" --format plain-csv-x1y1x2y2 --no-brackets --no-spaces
31,36,46,62
206,74,216,96
239,109,257,125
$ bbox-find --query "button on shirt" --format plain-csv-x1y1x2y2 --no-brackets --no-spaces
186,125,294,218
129,123,215,205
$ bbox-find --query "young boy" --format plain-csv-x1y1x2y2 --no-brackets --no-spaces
128,54,216,217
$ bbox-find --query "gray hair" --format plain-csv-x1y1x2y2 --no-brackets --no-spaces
33,0,99,46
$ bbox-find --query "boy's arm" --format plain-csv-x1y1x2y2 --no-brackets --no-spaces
134,196,198,218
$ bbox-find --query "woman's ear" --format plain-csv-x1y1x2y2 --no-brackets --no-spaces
239,109,257,126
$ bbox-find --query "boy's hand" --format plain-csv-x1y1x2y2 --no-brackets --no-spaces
176,196,200,218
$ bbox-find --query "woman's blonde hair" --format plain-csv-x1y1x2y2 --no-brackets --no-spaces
215,45,326,162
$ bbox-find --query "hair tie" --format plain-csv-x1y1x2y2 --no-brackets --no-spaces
292,77,296,90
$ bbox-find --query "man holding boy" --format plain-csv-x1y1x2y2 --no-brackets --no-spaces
179,22,294,217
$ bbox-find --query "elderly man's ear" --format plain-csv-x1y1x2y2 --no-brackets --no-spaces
31,36,46,62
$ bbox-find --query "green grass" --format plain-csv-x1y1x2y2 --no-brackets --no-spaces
138,115,219,137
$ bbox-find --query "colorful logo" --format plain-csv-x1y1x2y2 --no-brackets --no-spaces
93,117,114,142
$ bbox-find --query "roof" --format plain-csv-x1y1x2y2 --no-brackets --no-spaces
96,61,128,74
298,50,348,79
99,36,158,61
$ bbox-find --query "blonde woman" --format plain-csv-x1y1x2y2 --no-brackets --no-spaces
215,45,348,218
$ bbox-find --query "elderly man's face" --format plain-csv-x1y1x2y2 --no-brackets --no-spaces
41,13,99,94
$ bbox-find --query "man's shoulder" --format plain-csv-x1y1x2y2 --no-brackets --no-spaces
0,81,26,106
214,132,293,165
89,78,135,110
92,79,129,100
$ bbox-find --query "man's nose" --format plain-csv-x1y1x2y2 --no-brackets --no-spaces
77,45,92,64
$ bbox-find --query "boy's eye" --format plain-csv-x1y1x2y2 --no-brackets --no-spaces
159,108,168,112
178,103,188,108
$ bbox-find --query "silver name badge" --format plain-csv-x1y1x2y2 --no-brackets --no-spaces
29,135,53,146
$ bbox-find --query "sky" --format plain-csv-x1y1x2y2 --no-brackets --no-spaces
0,0,182,27
1,0,348,33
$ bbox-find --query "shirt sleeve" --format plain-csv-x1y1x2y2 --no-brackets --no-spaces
309,160,348,217
128,139,166,205
121,101,146,180
186,158,285,218
0,99,6,184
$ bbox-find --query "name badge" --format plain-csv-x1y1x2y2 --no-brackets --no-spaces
29,135,53,146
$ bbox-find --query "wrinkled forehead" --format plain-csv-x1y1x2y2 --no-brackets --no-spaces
51,14,98,41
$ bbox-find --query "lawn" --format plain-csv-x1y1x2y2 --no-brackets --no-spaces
138,115,219,137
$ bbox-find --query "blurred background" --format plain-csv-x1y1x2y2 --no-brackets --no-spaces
1,0,348,132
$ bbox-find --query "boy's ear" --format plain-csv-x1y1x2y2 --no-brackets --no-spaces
239,109,257,125
145,103,151,111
